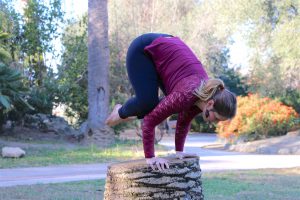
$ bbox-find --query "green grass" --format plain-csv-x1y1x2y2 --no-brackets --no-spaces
203,168,300,200
1,168,300,200
0,139,170,168
0,179,106,200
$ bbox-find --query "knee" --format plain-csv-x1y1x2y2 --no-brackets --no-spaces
137,98,159,116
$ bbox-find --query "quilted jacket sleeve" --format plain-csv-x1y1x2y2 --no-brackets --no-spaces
142,90,199,158
175,105,202,152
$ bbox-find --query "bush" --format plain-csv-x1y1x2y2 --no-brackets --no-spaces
191,115,216,133
279,88,300,114
216,94,299,142
0,63,33,127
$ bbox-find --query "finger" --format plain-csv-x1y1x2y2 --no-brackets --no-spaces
160,162,165,171
165,161,170,169
150,164,156,171
156,162,162,171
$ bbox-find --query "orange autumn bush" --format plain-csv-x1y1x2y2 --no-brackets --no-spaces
216,94,299,142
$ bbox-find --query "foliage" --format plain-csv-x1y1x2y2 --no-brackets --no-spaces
0,0,22,63
218,67,249,96
5,70,59,125
108,0,233,77
223,1,299,100
0,64,25,110
1,0,64,85
279,88,300,114
21,0,64,86
56,16,88,123
191,115,216,133
0,1,64,125
216,94,299,142
0,63,33,127
0,31,11,63
195,0,300,116
22,0,63,54
26,75,58,115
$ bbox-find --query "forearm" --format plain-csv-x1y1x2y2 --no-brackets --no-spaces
142,120,156,158
175,106,201,152
142,91,196,158
175,124,191,152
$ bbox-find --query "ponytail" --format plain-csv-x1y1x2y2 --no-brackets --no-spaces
194,78,237,119
193,78,225,102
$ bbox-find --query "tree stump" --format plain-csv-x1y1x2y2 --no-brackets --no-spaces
104,156,204,200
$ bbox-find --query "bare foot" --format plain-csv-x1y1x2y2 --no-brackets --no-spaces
105,104,136,127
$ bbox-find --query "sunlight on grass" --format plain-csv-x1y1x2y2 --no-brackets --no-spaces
0,179,106,200
203,169,300,200
0,139,170,168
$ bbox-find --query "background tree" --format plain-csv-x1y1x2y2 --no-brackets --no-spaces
57,16,88,123
86,0,114,145
0,0,22,66
21,0,63,86
0,32,32,128
205,0,300,111
0,0,64,128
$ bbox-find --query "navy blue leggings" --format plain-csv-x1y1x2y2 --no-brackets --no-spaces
118,33,172,119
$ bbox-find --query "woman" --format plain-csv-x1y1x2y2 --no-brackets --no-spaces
106,33,237,171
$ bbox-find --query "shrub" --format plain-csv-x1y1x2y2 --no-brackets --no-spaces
279,88,300,114
191,115,216,133
0,63,33,127
216,94,299,142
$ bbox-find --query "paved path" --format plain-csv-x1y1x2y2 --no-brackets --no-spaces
1,134,300,187
0,163,108,187
161,134,300,170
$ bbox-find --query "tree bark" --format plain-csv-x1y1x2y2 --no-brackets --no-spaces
104,156,204,200
87,0,114,145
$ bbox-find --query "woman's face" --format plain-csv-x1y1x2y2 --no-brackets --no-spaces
202,100,228,123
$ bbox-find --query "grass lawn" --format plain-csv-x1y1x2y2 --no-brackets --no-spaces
0,139,170,168
0,179,106,200
203,168,300,200
1,168,300,200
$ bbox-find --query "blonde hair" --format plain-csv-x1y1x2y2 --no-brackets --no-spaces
194,78,237,119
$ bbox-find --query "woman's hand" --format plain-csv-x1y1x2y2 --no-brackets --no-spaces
175,151,198,159
146,157,170,171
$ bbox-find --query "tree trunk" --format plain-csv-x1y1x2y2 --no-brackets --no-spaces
104,156,204,200
87,0,114,145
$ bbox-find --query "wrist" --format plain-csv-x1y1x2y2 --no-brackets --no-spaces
145,153,155,159
145,156,155,160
